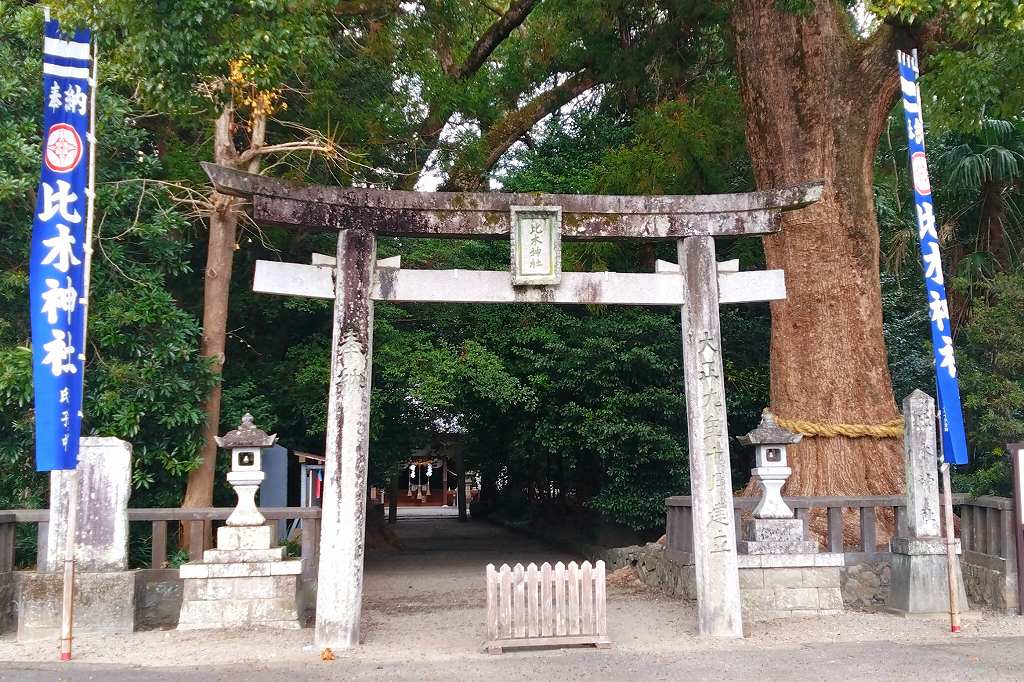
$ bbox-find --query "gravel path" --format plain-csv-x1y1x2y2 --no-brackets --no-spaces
3,518,1023,680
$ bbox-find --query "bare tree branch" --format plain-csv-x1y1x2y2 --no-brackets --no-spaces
853,17,943,151
454,0,538,80
401,0,540,188
444,69,598,190
237,140,335,166
478,0,505,18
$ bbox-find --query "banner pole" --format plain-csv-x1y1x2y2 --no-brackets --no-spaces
940,459,961,633
58,469,78,661
910,47,960,633
58,35,98,665
80,40,98,357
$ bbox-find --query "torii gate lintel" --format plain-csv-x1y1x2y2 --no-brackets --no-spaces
203,162,822,241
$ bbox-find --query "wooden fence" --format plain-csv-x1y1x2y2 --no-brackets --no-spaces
0,507,321,578
956,495,1017,575
485,561,610,653
666,494,1016,565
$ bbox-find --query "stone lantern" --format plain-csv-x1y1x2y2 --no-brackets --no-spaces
177,411,302,631
736,409,817,555
215,412,276,527
739,409,802,520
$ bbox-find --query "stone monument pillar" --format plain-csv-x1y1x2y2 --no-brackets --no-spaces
46,437,132,572
19,437,136,640
177,414,303,630
887,390,969,615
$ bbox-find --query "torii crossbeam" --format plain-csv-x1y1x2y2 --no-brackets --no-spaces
203,162,822,648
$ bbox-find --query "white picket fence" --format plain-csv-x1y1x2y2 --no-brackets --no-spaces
484,560,610,653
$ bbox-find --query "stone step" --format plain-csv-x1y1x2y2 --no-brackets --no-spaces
177,595,300,629
182,574,298,601
202,547,285,564
743,518,805,543
737,552,844,569
737,539,820,555
179,559,302,579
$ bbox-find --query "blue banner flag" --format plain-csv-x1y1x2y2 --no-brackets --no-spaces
896,50,969,466
29,20,93,471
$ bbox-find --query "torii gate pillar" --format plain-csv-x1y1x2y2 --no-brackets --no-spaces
315,228,376,648
679,236,743,638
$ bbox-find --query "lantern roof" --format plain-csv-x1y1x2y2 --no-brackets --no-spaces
739,409,803,446
215,412,277,449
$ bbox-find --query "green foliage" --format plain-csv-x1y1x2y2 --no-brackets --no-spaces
867,0,1024,32
2,0,1023,538
167,548,190,569
64,0,332,116
956,273,1024,495
880,273,933,403
940,119,1024,191
0,4,214,509
593,89,750,196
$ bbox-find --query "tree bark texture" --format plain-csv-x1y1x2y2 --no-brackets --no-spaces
182,104,242,517
181,197,237,511
731,1,909,497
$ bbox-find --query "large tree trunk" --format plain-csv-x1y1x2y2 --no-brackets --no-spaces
182,105,240,516
731,1,907,497
181,198,237,510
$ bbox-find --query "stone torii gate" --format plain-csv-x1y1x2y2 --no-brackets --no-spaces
202,162,822,648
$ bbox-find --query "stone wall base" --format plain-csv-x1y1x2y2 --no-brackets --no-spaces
5,568,315,634
608,544,844,619
178,572,301,630
0,571,15,634
739,565,843,619
841,560,891,608
961,554,1018,615
17,571,135,641
135,568,184,629
886,551,970,616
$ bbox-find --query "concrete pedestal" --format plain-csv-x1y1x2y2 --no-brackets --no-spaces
737,552,845,619
17,571,135,641
732,508,844,619
886,537,969,616
178,525,302,630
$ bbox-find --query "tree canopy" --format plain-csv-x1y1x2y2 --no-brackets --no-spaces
1,0,1022,538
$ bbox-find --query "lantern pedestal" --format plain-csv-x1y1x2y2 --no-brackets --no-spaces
750,466,793,520
736,518,819,555
725,410,844,619
177,530,303,631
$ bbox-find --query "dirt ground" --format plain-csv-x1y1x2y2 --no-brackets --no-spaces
3,518,1024,681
